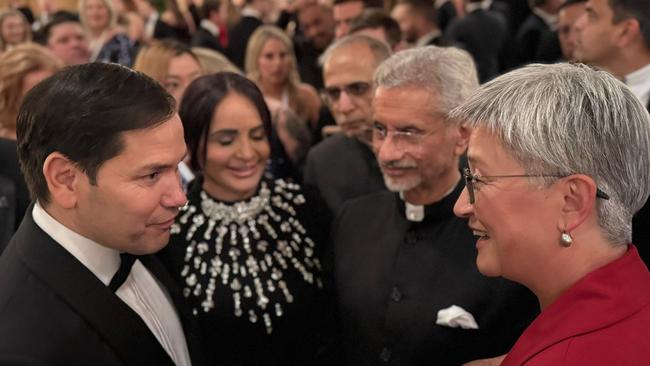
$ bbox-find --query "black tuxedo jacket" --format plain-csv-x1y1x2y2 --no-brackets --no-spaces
445,9,509,82
303,133,385,216
514,13,559,65
192,26,226,55
227,16,262,70
0,138,29,232
632,101,650,267
0,209,205,366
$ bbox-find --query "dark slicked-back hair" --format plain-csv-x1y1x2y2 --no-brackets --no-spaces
201,0,221,18
609,0,650,49
16,63,176,205
350,8,402,49
38,11,81,45
396,0,436,24
559,0,587,11
180,72,272,173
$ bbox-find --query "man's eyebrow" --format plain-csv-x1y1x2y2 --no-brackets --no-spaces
138,163,175,173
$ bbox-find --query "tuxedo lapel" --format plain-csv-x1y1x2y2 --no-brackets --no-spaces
13,210,175,366
140,255,206,366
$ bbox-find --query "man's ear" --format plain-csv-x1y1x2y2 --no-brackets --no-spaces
556,174,598,234
615,18,641,48
42,152,82,209
454,124,470,156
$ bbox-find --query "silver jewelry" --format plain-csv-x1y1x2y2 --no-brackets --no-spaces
172,179,322,335
560,232,573,247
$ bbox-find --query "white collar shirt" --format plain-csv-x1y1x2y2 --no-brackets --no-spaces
200,19,220,37
416,29,442,47
625,63,650,107
532,7,557,31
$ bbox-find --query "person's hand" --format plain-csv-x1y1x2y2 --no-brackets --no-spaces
462,354,507,366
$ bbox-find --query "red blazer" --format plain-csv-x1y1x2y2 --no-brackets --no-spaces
502,245,650,366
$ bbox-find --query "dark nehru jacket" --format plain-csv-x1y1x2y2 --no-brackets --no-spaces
303,133,385,215
333,180,539,366
632,99,650,267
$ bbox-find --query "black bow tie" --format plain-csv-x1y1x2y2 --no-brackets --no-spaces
109,253,138,292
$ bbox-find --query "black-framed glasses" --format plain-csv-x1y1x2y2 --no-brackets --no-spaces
322,81,372,103
462,168,610,204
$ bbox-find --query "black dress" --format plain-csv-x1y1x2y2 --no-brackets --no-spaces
159,178,332,366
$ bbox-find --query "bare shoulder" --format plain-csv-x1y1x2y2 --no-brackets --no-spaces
298,83,321,109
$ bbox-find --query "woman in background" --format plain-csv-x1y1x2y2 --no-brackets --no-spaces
245,25,321,129
0,43,61,139
159,72,331,366
0,10,31,53
453,63,650,365
79,0,136,66
192,46,239,75
111,0,144,44
134,39,202,103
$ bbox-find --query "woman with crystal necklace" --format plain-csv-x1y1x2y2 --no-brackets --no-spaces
159,72,332,366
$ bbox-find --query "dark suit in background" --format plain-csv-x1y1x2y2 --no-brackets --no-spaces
446,8,510,82
514,12,558,65
0,138,29,252
0,211,205,366
632,100,650,267
192,23,227,54
303,133,385,216
227,15,262,70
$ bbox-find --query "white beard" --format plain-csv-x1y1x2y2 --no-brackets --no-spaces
382,173,422,192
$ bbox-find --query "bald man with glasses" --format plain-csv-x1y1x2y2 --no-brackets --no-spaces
303,34,391,215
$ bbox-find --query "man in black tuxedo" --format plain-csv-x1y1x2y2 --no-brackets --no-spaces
391,0,447,47
0,63,204,366
446,0,510,82
227,0,271,69
192,0,227,54
514,0,563,65
574,0,650,266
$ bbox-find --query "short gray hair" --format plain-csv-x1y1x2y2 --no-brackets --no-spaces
373,46,478,115
319,34,392,68
450,63,650,245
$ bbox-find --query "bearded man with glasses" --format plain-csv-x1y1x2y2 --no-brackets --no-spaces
332,46,539,366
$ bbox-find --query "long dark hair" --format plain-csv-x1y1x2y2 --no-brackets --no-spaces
179,72,273,173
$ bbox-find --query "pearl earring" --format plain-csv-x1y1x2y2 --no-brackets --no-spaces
560,232,573,247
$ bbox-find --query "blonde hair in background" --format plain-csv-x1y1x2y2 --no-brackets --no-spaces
0,43,62,134
0,10,32,52
245,25,308,120
192,47,240,75
78,0,119,32
133,39,199,84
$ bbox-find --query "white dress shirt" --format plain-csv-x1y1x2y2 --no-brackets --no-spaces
625,63,650,107
532,7,558,31
32,203,192,366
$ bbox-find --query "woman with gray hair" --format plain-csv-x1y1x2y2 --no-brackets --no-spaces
452,63,650,365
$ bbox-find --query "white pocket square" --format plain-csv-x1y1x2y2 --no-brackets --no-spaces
436,305,479,329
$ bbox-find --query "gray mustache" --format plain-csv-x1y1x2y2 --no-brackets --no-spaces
380,160,417,169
